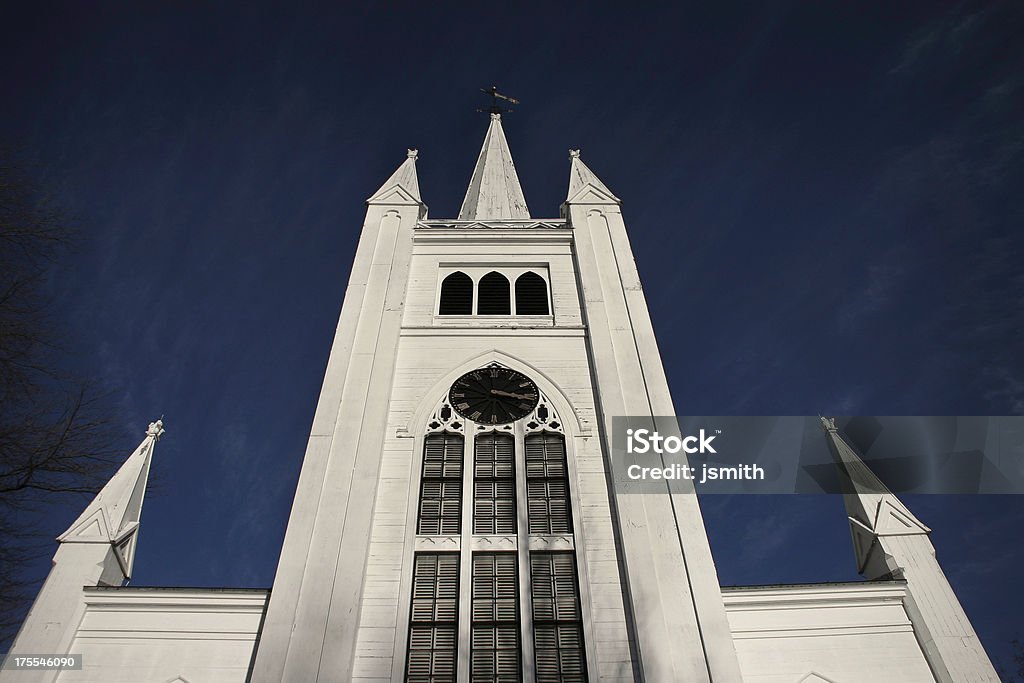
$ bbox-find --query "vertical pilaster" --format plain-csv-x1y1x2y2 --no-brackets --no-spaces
251,156,424,682
564,160,742,681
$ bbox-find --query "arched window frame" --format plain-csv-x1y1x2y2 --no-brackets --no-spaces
514,271,550,316
435,267,553,319
476,271,512,316
437,271,474,316
399,366,594,682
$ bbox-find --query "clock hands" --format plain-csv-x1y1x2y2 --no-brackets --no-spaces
451,368,539,424
490,388,536,401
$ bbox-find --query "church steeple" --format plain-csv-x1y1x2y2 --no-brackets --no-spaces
820,416,929,576
6,420,164,672
820,417,999,682
57,419,163,579
458,113,529,220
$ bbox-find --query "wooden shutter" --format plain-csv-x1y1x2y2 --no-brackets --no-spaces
514,272,550,315
407,554,459,683
438,271,473,315
473,434,516,534
525,434,572,534
417,434,463,536
531,552,587,683
471,553,520,681
477,272,511,315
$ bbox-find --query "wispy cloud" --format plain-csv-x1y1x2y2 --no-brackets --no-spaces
890,5,993,75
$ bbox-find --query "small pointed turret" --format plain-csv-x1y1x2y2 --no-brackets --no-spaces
5,421,164,676
820,417,999,682
57,419,163,579
821,416,929,576
565,149,620,205
458,113,529,220
368,149,422,204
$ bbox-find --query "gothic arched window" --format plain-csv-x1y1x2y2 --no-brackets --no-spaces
407,389,587,682
438,272,473,315
515,272,549,315
477,272,511,315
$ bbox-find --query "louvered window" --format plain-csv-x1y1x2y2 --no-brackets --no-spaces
477,272,511,315
471,553,521,681
406,553,459,683
526,434,572,534
439,272,473,315
531,553,587,683
474,434,516,534
515,272,549,315
417,433,463,535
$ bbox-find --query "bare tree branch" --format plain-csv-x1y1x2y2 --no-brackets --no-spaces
0,149,126,647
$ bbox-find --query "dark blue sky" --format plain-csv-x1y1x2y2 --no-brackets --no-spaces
3,0,1022,668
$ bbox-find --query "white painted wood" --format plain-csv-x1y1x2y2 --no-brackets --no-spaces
1,423,164,683
250,153,425,682
9,125,1001,683
458,114,529,220
823,419,1000,682
54,588,266,683
565,153,743,681
723,582,936,682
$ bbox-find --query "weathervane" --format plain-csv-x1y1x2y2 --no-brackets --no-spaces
477,85,520,116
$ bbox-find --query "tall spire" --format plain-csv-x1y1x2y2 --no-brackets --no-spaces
458,113,530,220
820,418,928,532
58,419,163,579
820,417,1000,681
6,421,163,665
820,416,929,576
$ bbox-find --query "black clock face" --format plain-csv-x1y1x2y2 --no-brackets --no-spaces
448,367,540,425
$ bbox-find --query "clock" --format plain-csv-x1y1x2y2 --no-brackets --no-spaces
448,366,540,425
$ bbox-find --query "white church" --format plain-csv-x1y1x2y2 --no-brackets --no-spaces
4,113,999,682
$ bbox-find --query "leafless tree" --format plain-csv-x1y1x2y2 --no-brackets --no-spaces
0,152,125,646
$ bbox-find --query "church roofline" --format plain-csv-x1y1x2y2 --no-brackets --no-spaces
720,578,907,592
86,585,271,593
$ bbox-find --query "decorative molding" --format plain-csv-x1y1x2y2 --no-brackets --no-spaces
720,581,909,610
523,391,564,435
469,535,517,551
424,397,465,435
527,535,574,551
475,421,514,434
873,499,931,536
407,325,575,336
414,535,461,551
799,672,838,683
565,185,621,206
417,219,566,231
